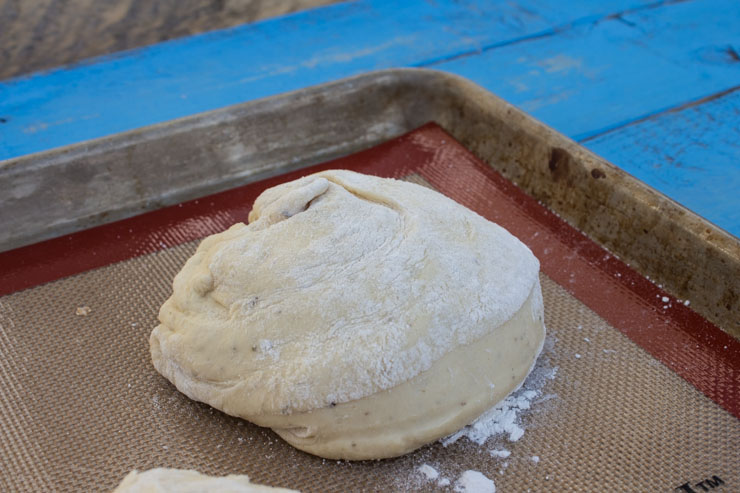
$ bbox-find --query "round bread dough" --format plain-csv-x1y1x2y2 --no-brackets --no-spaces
113,468,298,492
150,169,545,460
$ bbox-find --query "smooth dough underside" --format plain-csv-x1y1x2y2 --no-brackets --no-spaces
113,468,298,492
150,169,545,459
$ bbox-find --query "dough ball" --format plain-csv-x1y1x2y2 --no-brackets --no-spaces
113,468,298,492
150,170,545,459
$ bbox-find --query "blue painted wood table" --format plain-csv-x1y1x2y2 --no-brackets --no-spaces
1,0,739,237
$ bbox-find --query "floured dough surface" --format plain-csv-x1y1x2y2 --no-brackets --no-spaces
113,468,298,492
150,169,545,459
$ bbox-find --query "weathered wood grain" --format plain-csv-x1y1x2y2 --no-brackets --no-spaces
0,0,339,80
1,0,739,239
585,87,740,237
0,0,682,160
432,0,740,141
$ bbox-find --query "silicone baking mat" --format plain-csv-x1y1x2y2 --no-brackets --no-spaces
1,124,738,492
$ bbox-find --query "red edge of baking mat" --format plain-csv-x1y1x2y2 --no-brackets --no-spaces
1,123,738,419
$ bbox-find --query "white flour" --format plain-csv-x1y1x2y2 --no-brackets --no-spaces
399,334,558,492
454,470,495,493
443,389,535,445
415,464,452,489
442,358,557,447
417,464,439,481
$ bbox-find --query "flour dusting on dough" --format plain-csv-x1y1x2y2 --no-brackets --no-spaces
151,170,540,414
150,170,546,460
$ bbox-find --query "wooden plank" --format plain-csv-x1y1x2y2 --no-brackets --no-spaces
0,0,342,81
427,0,740,236
0,0,671,160
584,88,740,237
432,0,740,141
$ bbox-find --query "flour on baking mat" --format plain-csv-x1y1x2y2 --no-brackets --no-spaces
454,470,495,493
443,336,558,447
401,335,558,490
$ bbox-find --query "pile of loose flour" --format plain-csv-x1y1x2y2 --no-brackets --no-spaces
397,334,559,491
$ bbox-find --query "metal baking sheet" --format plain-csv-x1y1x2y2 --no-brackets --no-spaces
0,70,738,492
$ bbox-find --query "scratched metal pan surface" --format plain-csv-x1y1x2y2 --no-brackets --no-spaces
0,69,738,492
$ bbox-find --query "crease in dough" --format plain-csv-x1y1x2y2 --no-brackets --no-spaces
150,169,545,459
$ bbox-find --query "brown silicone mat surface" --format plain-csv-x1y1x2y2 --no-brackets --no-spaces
2,252,738,492
1,126,738,492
